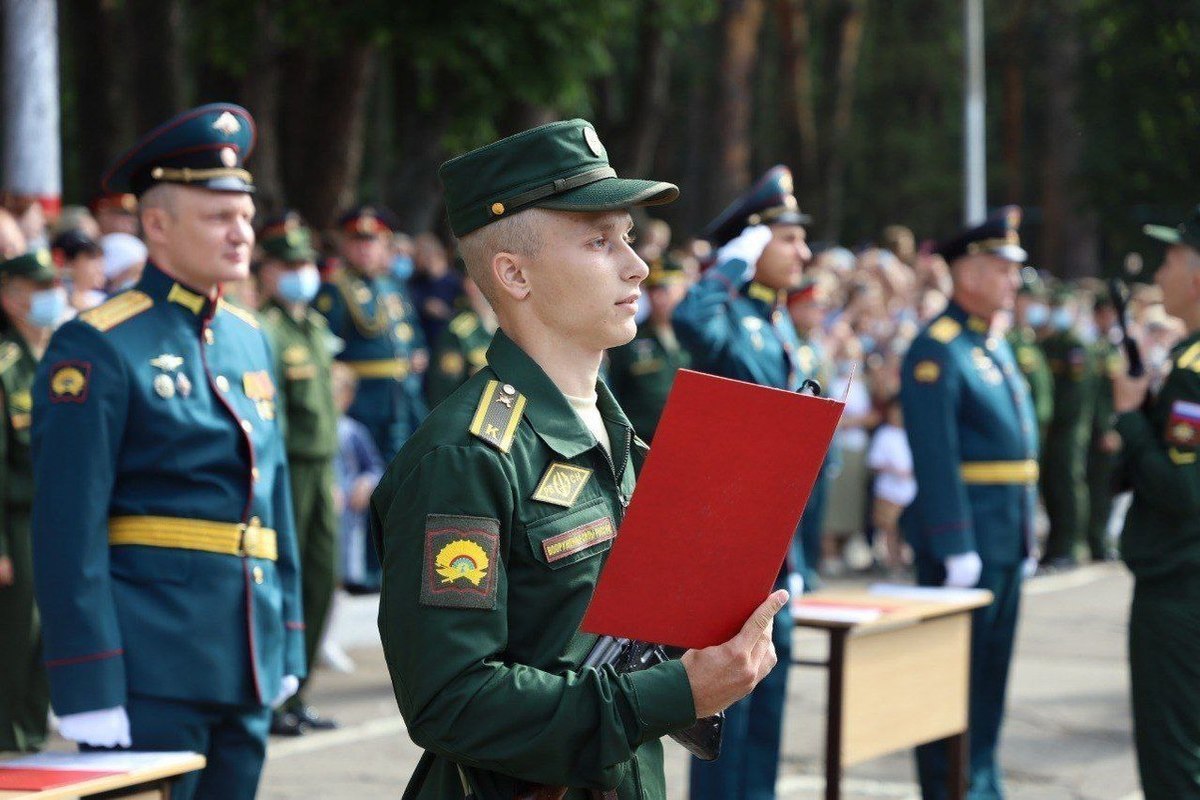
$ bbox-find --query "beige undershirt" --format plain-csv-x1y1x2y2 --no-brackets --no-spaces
565,391,612,457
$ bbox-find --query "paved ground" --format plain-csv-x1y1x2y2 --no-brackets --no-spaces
252,562,1142,799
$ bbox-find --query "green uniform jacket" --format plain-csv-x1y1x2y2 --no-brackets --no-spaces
606,322,691,442
1090,335,1121,446
0,335,35,554
1007,327,1053,437
1041,330,1095,446
372,330,695,800
426,310,494,409
259,300,338,460
1118,331,1200,579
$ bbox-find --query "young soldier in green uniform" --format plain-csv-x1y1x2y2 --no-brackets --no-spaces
674,166,811,800
31,104,305,800
0,249,60,752
373,119,786,800
1038,287,1096,567
1114,207,1200,799
1007,273,1053,444
256,213,340,735
426,272,496,408
315,206,427,461
900,207,1039,800
606,254,691,442
1086,294,1122,561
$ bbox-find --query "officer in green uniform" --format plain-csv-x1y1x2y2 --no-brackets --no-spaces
1038,286,1096,567
256,213,340,735
900,207,1039,800
373,119,786,800
31,104,305,800
1006,271,1053,444
1115,207,1200,799
1086,294,1122,561
607,254,691,442
674,165,811,800
0,249,60,752
426,270,496,408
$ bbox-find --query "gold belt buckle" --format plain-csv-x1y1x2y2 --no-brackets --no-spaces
238,518,262,557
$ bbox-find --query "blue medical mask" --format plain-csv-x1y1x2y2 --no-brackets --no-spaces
27,287,66,328
1051,307,1073,331
1026,303,1049,328
391,254,414,283
278,265,321,304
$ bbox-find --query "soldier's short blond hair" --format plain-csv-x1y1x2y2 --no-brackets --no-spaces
456,209,546,305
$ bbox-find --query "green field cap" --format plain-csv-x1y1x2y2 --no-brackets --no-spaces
1144,205,1200,251
439,119,678,237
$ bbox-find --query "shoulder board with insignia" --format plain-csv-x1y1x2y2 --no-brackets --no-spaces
219,300,261,329
928,316,961,344
449,312,479,339
79,291,154,332
469,379,527,454
0,341,19,375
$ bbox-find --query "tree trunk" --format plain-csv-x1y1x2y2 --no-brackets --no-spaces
774,0,819,205
1000,0,1032,204
237,0,284,215
709,0,766,217
126,0,188,133
622,0,673,178
821,0,866,241
387,62,456,235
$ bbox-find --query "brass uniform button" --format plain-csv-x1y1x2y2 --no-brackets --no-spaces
491,202,505,216
251,467,260,482
204,329,215,345
215,375,230,392
252,566,264,584
241,419,254,434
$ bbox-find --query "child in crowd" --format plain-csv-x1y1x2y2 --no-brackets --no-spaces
866,395,916,574
332,363,386,593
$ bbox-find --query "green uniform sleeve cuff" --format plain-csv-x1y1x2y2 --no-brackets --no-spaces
624,659,696,742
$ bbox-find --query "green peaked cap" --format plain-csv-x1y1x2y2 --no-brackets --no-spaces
439,119,678,238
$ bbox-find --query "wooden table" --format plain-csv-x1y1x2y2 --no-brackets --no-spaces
0,751,205,800
790,585,993,800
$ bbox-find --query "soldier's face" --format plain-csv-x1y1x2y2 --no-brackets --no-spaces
155,189,255,291
1156,245,1200,321
343,234,389,276
519,209,648,352
755,224,811,290
965,254,1020,316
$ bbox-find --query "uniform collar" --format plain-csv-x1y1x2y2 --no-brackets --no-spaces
743,281,781,313
943,300,991,336
484,329,632,459
138,262,219,321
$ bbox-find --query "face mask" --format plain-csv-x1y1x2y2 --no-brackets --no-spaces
1051,307,1073,331
278,265,321,304
391,254,414,283
1026,303,1049,328
27,287,66,328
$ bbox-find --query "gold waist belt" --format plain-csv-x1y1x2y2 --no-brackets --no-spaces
960,459,1039,485
109,515,278,560
344,358,410,379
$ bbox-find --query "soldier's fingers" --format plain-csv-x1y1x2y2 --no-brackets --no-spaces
737,590,787,644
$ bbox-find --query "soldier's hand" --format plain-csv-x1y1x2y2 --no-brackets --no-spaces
0,556,12,587
716,224,773,281
350,475,375,511
680,589,787,718
1113,370,1151,414
944,551,983,588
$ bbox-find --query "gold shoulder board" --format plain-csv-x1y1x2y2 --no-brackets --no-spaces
469,379,526,454
449,312,479,339
219,299,261,329
0,341,19,375
79,291,154,332
929,316,961,344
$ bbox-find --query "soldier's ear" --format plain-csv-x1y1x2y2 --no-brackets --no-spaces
492,251,530,302
139,206,170,248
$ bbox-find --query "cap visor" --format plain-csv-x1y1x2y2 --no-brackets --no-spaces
769,211,813,226
1143,224,1182,244
992,244,1028,263
537,177,678,212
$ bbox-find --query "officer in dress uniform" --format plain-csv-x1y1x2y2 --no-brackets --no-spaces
31,104,305,800
674,165,811,800
900,207,1039,800
425,266,497,409
1114,207,1200,799
374,119,786,800
314,206,427,462
1006,271,1053,445
0,249,61,753
255,213,340,735
607,253,692,442
1038,286,1095,568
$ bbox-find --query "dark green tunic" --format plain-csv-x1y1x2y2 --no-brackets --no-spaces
426,309,494,409
1039,330,1095,561
606,322,691,442
373,330,694,800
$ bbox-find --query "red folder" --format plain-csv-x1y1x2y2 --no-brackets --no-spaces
0,768,122,790
582,369,844,649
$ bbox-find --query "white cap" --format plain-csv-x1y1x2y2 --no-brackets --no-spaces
100,232,147,278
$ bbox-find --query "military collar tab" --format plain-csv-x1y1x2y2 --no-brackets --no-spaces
746,281,780,306
168,282,207,315
138,262,217,317
967,315,989,334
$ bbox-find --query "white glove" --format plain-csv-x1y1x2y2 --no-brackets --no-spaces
1022,557,1039,579
944,551,983,588
272,674,300,708
58,706,131,748
716,224,773,281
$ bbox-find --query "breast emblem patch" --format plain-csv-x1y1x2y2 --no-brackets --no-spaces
421,515,500,610
531,462,592,508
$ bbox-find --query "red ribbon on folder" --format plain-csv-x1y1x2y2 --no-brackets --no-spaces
582,369,844,649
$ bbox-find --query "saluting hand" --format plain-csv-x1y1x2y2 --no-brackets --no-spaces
680,589,788,718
